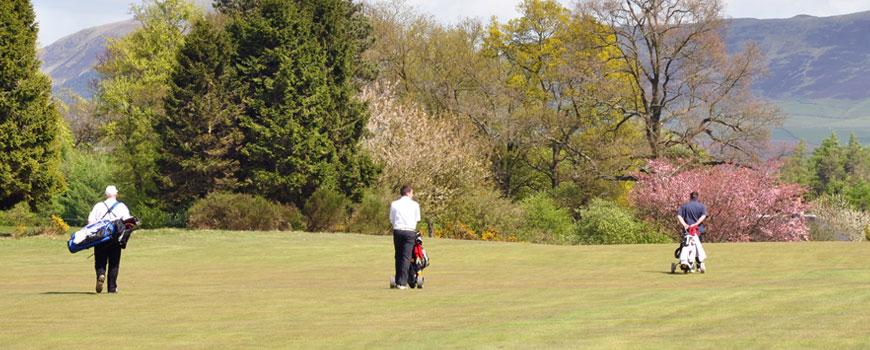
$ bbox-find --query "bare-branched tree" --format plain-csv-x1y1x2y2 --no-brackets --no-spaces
577,0,784,162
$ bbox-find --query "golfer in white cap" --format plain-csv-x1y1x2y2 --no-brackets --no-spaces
86,185,132,293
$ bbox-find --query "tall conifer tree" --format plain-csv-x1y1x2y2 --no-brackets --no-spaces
0,0,65,210
218,0,378,205
158,16,242,208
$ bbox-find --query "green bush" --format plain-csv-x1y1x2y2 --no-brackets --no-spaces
303,187,349,232
346,188,391,235
575,199,670,244
52,150,113,227
187,192,304,231
439,187,525,241
0,203,71,238
517,192,575,244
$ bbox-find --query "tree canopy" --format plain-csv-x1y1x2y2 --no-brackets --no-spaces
0,0,65,210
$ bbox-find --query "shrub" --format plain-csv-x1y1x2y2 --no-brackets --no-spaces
346,188,391,235
187,192,303,231
632,159,809,242
0,202,40,227
808,195,870,241
303,188,349,232
517,192,575,244
30,215,70,236
52,150,113,227
438,187,525,242
1,204,71,238
361,84,492,226
575,199,670,244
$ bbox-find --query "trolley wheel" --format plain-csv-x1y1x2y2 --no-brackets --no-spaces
670,262,676,274
390,275,396,289
416,275,424,289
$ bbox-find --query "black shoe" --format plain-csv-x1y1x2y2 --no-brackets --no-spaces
108,290,118,294
96,275,105,294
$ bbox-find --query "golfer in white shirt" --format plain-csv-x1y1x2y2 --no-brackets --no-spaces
87,185,132,293
389,185,420,289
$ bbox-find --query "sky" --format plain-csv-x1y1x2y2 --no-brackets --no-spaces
31,0,870,47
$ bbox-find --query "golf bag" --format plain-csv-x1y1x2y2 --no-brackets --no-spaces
391,231,430,289
407,231,429,288
68,217,140,253
671,226,706,273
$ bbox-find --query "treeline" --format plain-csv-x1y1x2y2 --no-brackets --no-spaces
4,0,863,243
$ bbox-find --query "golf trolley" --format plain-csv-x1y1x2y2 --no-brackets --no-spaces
390,231,429,289
670,226,706,274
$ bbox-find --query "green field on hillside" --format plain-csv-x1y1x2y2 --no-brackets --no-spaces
775,98,870,145
1,230,868,349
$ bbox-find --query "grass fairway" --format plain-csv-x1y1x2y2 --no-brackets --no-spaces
1,230,869,349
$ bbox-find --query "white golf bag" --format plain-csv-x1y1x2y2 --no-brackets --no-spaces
672,226,707,273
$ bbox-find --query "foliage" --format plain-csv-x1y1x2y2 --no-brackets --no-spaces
785,133,870,211
484,0,642,197
0,202,41,227
517,192,575,244
221,0,378,206
631,159,809,242
346,188,392,235
575,198,670,244
54,90,101,150
436,187,525,242
580,0,783,161
52,150,113,227
808,194,870,242
303,187,349,232
0,0,66,210
158,15,243,209
93,0,204,210
187,192,303,231
29,215,70,236
0,203,69,238
361,83,491,223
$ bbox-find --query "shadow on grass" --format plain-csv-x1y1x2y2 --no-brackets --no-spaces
41,291,95,295
646,271,695,275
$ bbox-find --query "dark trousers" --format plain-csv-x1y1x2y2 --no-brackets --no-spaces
393,229,416,286
94,242,122,292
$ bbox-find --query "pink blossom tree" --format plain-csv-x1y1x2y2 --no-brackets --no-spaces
631,160,809,242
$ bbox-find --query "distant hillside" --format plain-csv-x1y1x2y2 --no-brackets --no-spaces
38,19,139,99
38,10,870,145
726,11,870,145
728,11,870,100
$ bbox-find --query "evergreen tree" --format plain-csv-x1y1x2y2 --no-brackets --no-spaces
158,16,242,209
94,0,203,214
781,139,813,187
220,0,378,205
0,0,65,210
844,133,869,180
808,132,846,194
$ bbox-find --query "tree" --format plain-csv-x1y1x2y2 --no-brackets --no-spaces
631,159,809,242
484,0,642,200
0,0,65,210
158,15,243,208
578,0,784,161
808,132,846,194
780,139,813,187
94,0,203,210
219,0,378,205
361,83,491,223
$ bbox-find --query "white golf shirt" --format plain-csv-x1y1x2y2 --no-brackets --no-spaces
389,195,420,231
87,198,132,224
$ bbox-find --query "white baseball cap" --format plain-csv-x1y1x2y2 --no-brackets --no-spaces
105,185,118,196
